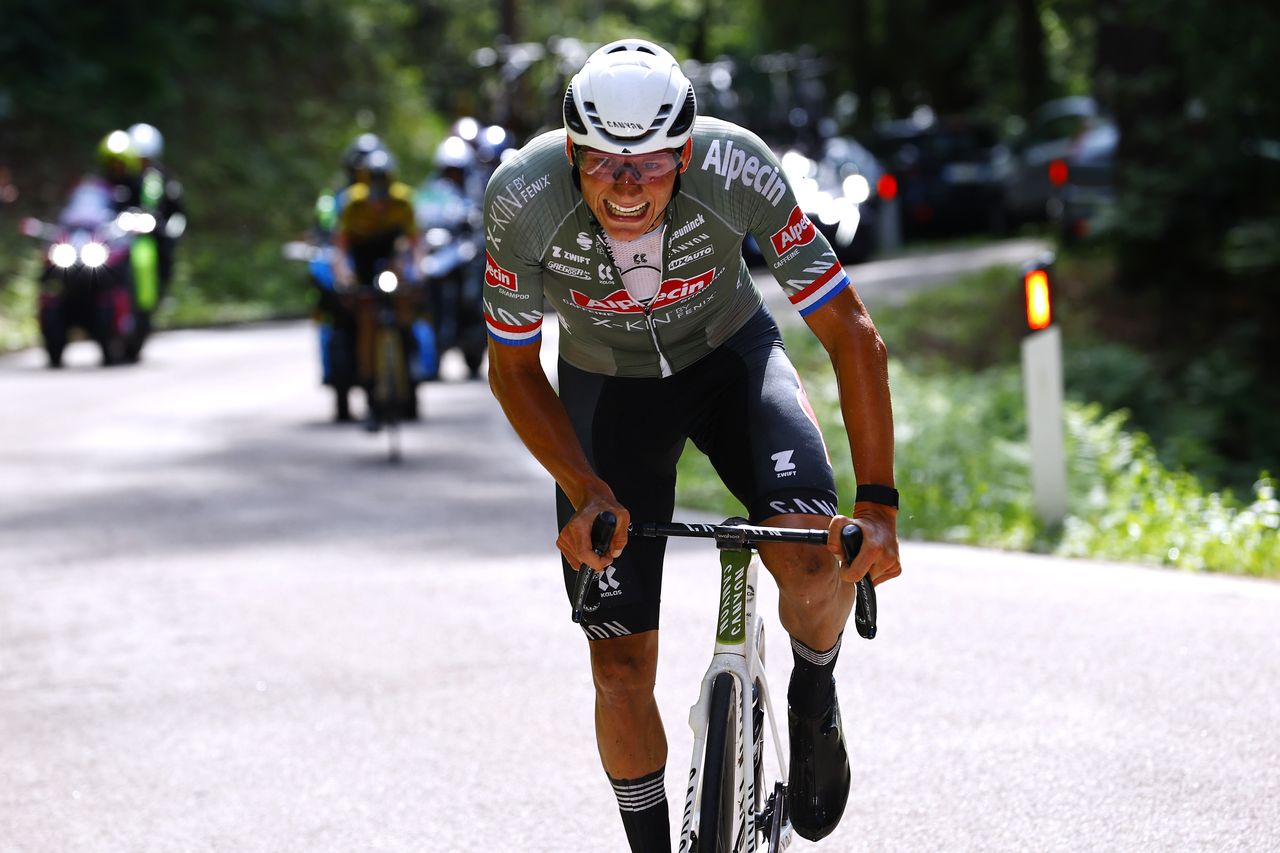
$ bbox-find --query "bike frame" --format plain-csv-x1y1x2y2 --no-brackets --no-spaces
677,546,789,853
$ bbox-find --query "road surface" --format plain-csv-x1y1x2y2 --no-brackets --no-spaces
1,243,1277,852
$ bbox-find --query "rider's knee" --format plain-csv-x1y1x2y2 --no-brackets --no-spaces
590,636,658,705
764,544,839,597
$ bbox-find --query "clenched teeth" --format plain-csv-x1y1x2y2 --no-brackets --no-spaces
606,200,648,217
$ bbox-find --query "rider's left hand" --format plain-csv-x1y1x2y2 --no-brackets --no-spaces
827,504,900,587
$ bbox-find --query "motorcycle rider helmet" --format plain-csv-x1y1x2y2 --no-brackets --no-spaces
127,123,164,161
449,117,481,145
563,38,697,156
476,124,513,166
96,130,141,178
363,149,398,199
434,136,475,171
343,133,385,184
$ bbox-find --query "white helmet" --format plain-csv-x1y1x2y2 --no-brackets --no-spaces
127,123,164,160
563,39,696,155
434,135,475,170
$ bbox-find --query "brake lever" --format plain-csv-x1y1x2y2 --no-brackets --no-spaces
570,511,617,623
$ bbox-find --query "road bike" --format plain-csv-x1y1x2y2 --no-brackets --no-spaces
356,268,424,462
572,515,876,852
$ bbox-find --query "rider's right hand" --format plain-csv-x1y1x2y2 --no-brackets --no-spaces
557,488,629,573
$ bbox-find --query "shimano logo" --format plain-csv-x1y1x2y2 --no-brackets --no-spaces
700,139,786,206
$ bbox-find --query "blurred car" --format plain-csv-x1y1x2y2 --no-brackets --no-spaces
994,95,1104,224
743,135,893,266
871,112,1004,237
1049,118,1118,242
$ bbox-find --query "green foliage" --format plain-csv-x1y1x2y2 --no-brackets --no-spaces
674,344,1278,577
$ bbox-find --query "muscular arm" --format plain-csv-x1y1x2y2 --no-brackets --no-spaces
803,286,902,586
487,339,628,569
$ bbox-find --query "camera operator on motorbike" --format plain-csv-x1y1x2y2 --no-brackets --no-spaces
332,148,425,429
415,136,486,379
484,39,900,852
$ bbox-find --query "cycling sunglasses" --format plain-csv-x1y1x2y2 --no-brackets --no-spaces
573,147,683,184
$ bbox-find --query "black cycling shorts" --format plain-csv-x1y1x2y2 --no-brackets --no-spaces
556,306,839,640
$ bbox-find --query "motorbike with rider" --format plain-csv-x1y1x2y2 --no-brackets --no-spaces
413,135,487,379
19,131,156,366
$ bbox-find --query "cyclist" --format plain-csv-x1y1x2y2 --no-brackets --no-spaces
484,38,901,851
333,148,423,428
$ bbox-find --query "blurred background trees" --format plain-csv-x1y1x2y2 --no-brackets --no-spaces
1,0,1276,489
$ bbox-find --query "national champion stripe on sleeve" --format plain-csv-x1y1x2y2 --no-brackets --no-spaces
789,262,850,316
485,312,542,346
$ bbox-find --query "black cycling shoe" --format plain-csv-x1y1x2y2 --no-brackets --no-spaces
788,691,851,841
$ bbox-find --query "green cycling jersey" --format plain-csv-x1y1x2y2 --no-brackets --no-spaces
482,116,851,378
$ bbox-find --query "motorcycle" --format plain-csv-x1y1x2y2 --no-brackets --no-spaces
19,179,154,367
414,179,487,378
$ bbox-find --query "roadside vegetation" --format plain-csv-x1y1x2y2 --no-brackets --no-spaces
676,255,1279,578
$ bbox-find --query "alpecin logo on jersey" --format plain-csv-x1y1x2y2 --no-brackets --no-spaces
570,269,715,314
770,206,817,255
485,251,518,290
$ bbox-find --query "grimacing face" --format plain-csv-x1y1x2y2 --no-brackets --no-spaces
574,141,691,241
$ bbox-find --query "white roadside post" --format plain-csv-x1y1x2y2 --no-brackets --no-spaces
1020,253,1068,525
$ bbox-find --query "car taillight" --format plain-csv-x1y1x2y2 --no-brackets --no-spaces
1048,159,1069,186
876,173,898,201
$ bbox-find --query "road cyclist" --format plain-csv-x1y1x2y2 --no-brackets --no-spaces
483,38,901,851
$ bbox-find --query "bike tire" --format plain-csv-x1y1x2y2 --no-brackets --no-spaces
698,672,740,853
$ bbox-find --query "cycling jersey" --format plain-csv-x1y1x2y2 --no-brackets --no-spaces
483,116,851,378
557,307,839,638
339,181,416,245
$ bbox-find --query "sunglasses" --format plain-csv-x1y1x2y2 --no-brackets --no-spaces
574,148,683,184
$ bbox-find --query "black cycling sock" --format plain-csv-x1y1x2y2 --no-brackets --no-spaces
609,766,671,853
788,634,842,714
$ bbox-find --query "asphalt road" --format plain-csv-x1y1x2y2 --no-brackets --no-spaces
2,244,1277,853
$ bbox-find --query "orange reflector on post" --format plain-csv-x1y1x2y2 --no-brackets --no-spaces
1025,269,1052,330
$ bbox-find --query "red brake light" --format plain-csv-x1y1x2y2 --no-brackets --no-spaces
876,173,898,201
1048,159,1069,186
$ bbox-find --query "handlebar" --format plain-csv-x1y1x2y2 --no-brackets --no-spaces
571,514,877,640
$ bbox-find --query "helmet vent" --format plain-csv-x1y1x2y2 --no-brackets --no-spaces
563,86,589,135
666,87,696,139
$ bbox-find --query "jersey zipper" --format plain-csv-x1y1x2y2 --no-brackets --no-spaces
594,218,675,378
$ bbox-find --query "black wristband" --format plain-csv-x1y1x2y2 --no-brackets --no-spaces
855,484,899,509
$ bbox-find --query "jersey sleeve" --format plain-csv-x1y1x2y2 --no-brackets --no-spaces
742,138,850,318
481,159,547,347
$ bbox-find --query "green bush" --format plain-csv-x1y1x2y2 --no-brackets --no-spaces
675,336,1279,578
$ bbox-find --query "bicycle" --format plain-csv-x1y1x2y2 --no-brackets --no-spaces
354,267,426,462
571,514,876,853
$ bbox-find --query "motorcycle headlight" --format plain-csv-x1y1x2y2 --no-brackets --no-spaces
425,227,452,249
117,211,157,234
80,242,109,268
842,174,871,205
376,271,399,293
49,243,78,268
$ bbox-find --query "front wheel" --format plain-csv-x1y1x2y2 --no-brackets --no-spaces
697,672,740,853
